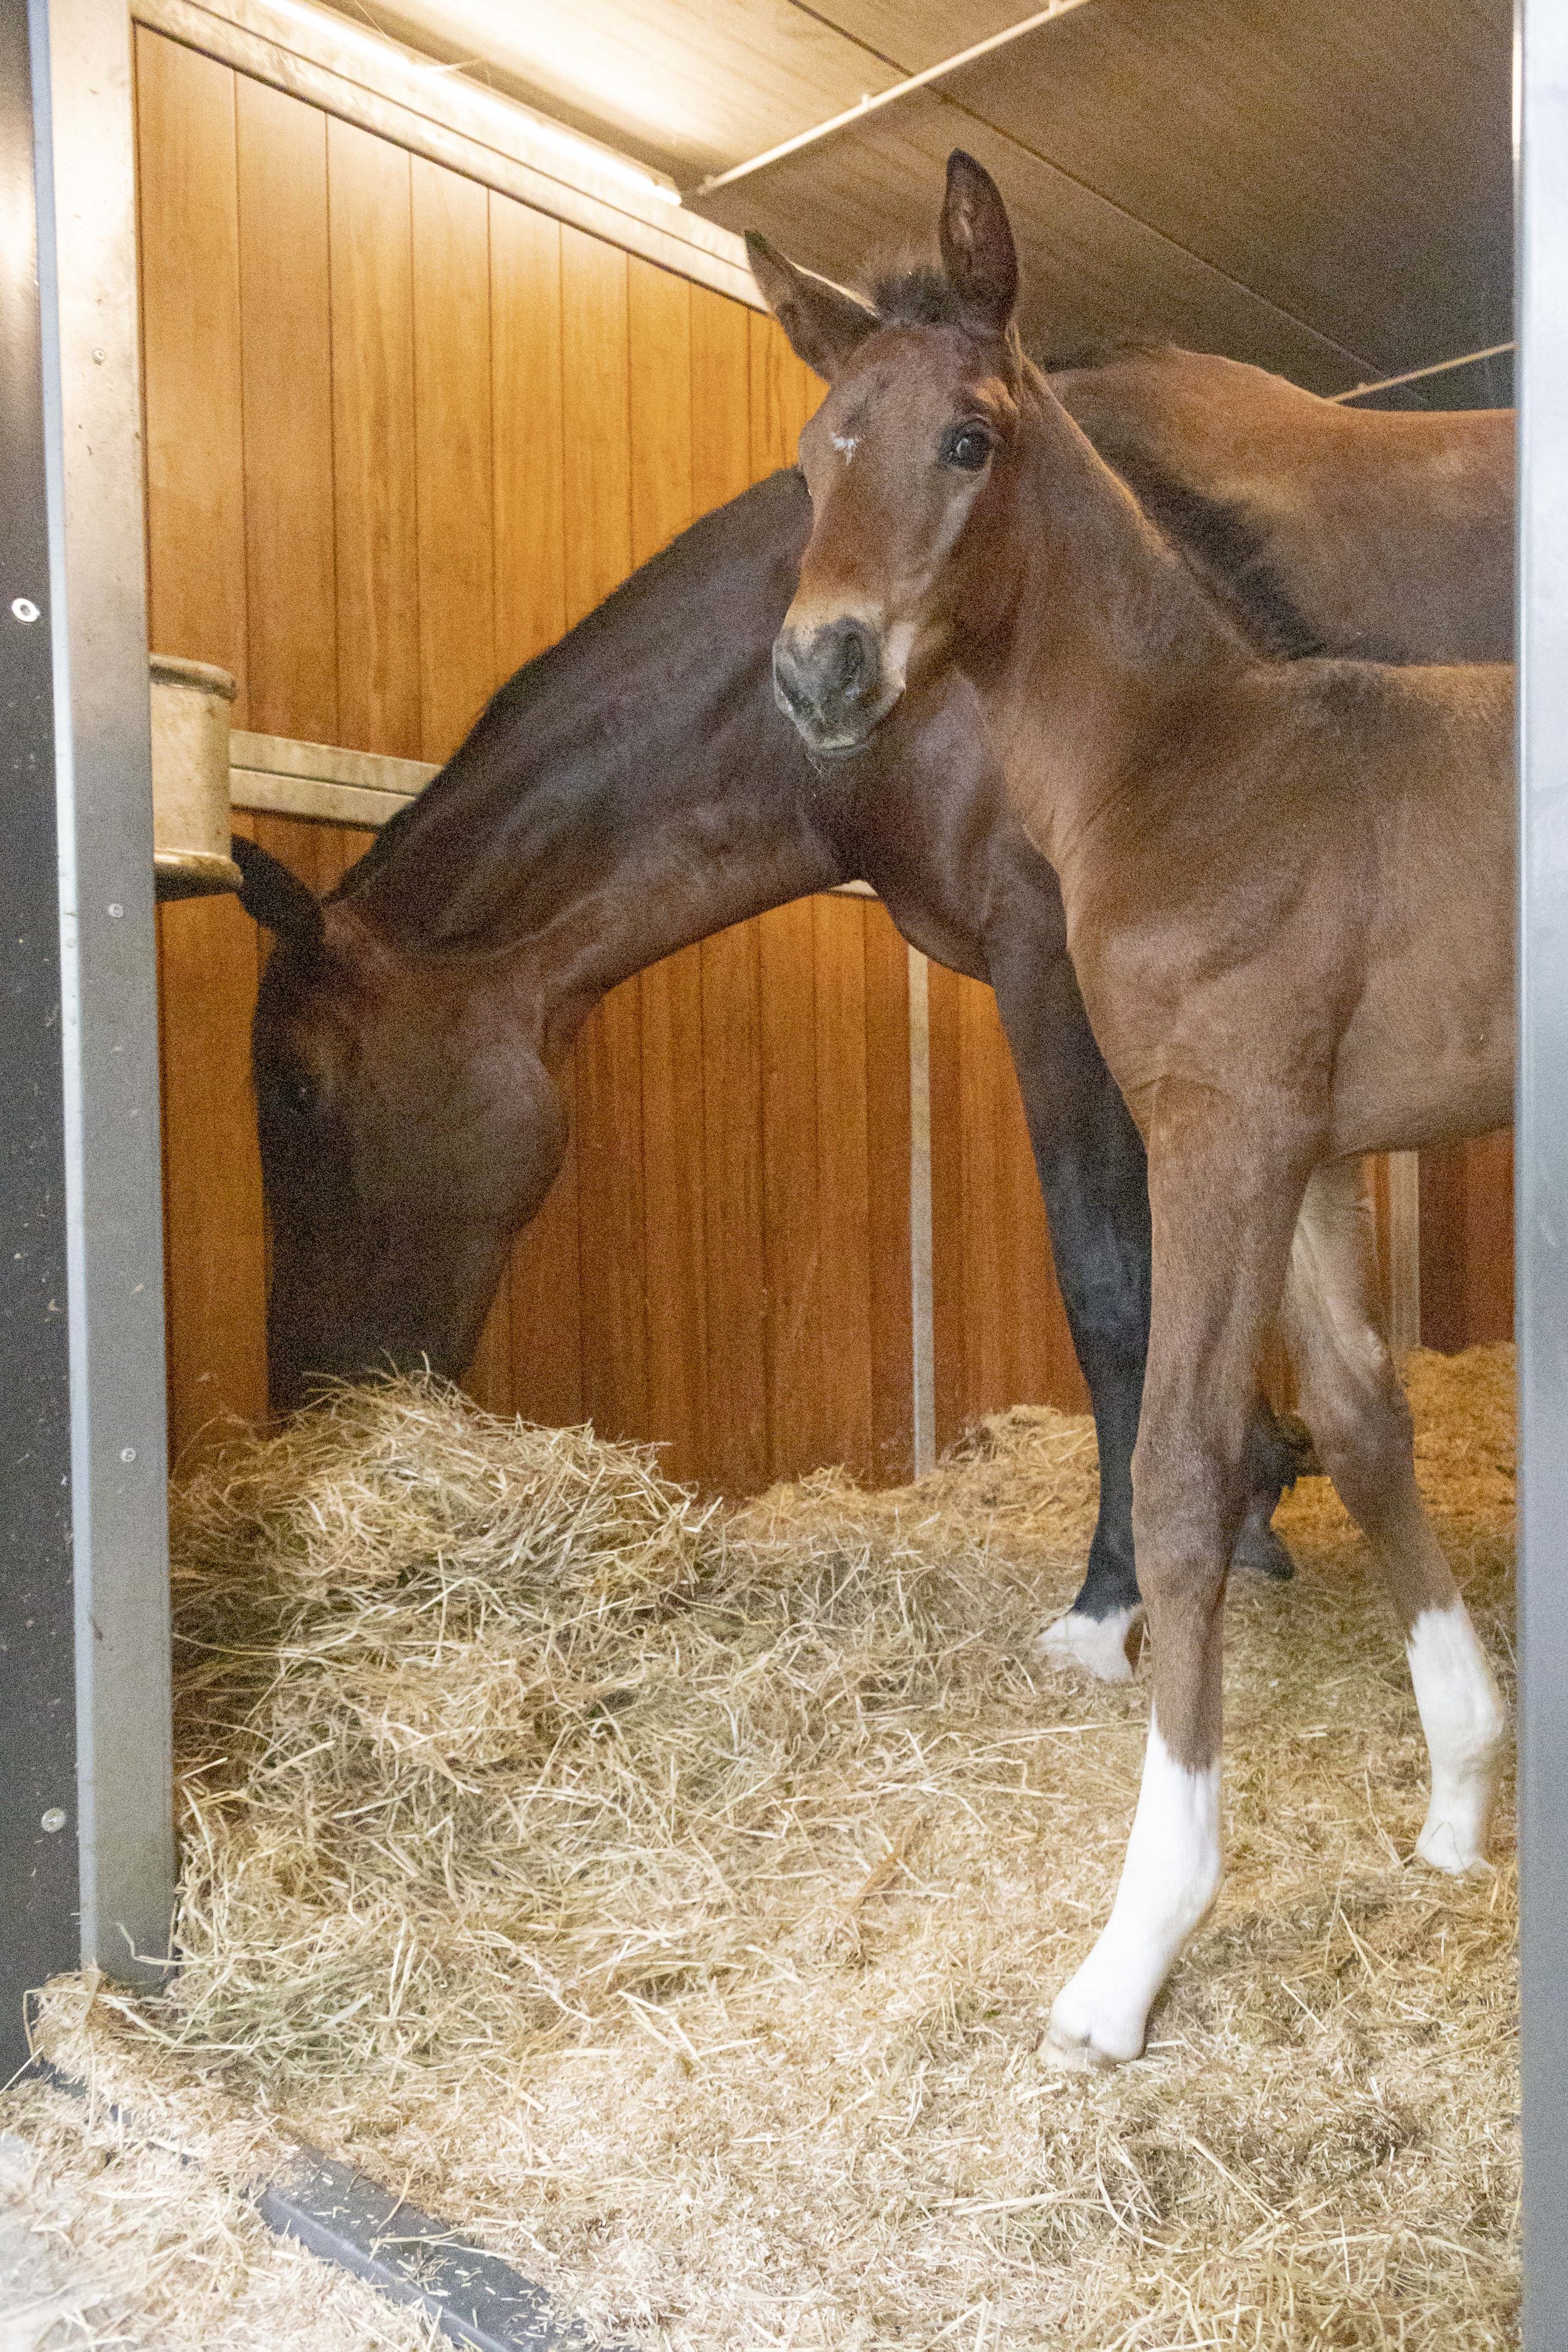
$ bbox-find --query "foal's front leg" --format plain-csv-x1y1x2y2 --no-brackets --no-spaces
1048,1106,1311,2069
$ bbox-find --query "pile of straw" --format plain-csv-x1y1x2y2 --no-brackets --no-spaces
34,1353,1518,2349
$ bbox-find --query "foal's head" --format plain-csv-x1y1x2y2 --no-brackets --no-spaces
752,152,1023,758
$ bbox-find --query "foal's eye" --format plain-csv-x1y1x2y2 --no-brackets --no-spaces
941,423,995,472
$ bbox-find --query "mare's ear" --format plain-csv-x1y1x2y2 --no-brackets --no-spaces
939,151,1019,335
745,233,878,383
232,834,325,953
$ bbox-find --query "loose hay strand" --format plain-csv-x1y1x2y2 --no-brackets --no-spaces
30,1355,1517,2348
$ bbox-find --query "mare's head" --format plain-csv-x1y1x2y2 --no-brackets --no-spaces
752,151,1022,759
236,837,568,1411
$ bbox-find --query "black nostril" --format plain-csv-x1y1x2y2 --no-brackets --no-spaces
833,623,870,699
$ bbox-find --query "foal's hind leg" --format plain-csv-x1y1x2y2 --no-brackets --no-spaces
1279,1160,1507,1872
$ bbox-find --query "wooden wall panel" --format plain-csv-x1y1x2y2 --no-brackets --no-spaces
701,921,769,1490
865,915,914,1484
559,226,632,623
812,896,876,1482
411,158,496,765
136,31,248,704
491,197,566,673
235,77,336,744
329,119,420,763
1421,1131,1515,1352
758,899,825,1476
928,970,1088,1451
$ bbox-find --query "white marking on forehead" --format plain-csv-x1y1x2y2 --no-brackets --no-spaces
830,430,858,464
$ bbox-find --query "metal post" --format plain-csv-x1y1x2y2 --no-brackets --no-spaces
1517,3,1568,2343
1,0,78,2084
0,0,172,2075
907,946,937,1478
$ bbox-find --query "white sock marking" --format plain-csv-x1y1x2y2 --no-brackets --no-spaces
1033,1603,1142,1683
1406,1601,1507,1873
1047,1714,1222,2068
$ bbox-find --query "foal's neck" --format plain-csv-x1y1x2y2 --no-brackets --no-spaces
340,474,844,1038
972,374,1248,872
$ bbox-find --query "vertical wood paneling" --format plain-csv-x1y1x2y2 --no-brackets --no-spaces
863,907,914,1484
758,899,824,1478
559,225,632,622
157,820,267,1459
690,285,751,513
329,117,420,761
701,921,768,1490
628,261,692,558
812,896,876,1481
926,960,966,1456
575,990,649,1441
509,1130,586,1431
136,31,248,705
933,973,1090,1438
235,77,336,743
1420,1130,1515,1350
411,157,495,760
956,975,1009,1421
749,307,803,475
491,196,566,672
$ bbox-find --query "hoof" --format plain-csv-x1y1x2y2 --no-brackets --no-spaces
1033,1604,1142,1683
1231,1521,1295,1582
1415,1809,1493,1877
1045,1980,1145,2072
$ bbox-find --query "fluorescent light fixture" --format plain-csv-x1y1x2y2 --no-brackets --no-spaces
265,0,684,208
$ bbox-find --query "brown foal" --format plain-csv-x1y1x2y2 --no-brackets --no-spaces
751,156,1512,2069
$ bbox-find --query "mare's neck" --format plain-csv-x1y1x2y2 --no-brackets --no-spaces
965,373,1247,880
341,474,844,1045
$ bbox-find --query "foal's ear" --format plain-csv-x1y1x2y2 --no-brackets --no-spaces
232,834,325,955
939,151,1019,335
745,233,878,383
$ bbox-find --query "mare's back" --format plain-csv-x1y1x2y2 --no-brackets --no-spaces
1054,349,1513,665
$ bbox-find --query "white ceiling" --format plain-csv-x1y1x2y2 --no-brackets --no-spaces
316,0,1514,403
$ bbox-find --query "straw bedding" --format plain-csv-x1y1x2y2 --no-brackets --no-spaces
21,1348,1517,2349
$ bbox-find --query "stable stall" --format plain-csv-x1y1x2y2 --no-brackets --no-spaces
2,0,1555,2344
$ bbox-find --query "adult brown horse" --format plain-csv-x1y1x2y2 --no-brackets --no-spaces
235,341,1510,1687
756,153,1511,2069
1050,344,1513,664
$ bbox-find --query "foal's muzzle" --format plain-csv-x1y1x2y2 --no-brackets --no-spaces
772,617,897,756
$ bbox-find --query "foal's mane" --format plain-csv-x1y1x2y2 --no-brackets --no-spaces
864,263,1325,661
